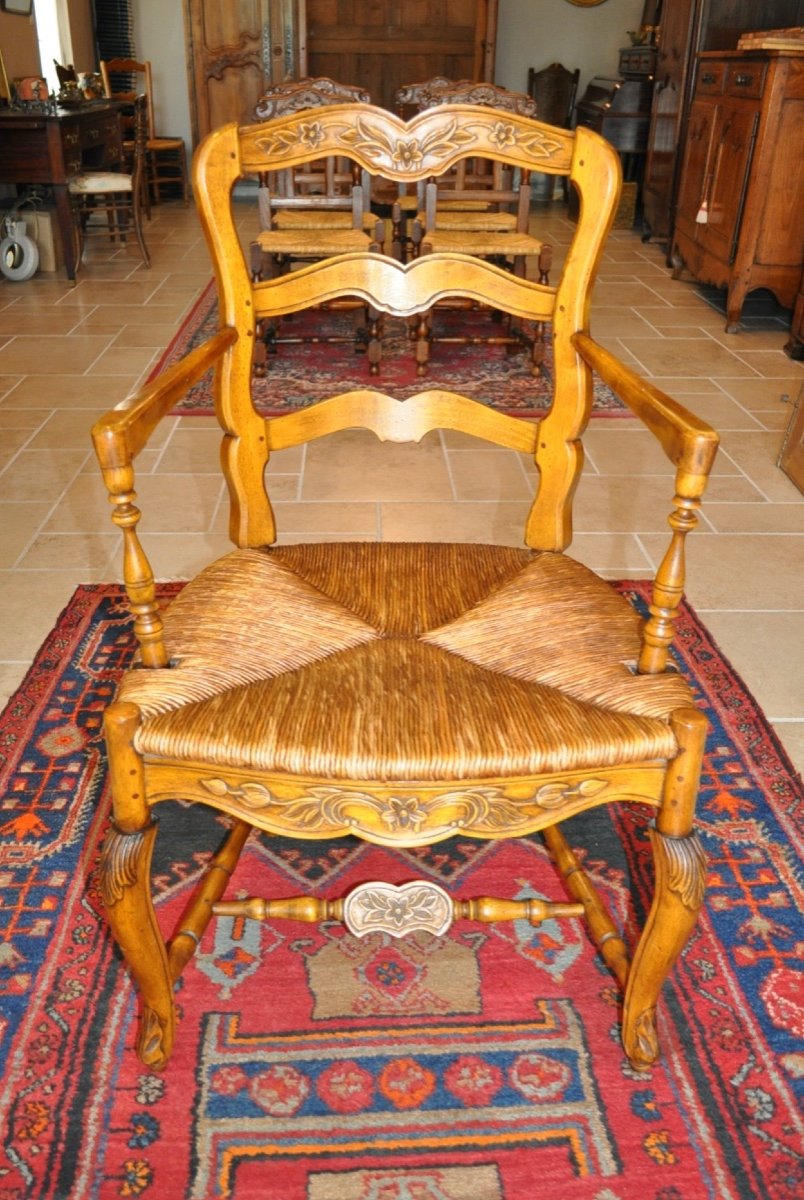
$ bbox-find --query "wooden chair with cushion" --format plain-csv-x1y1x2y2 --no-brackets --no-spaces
68,93,150,269
249,77,386,374
91,101,719,1072
100,57,189,208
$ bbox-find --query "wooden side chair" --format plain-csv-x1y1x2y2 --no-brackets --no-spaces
100,58,189,208
390,79,533,260
404,81,550,375
68,93,150,269
91,102,719,1073
527,63,581,201
249,78,386,375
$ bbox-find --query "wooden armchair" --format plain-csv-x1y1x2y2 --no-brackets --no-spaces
91,103,719,1072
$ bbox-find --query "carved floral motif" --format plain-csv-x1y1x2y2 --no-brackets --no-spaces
657,830,707,911
252,113,566,177
343,881,453,939
199,774,613,839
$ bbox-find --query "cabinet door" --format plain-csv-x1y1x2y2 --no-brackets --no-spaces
696,102,759,265
642,0,699,239
184,0,305,145
674,96,717,238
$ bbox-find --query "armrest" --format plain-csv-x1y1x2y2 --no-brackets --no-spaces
573,332,719,490
573,332,720,677
91,327,237,471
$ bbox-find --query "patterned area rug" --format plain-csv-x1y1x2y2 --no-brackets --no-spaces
153,282,626,418
1,584,802,1199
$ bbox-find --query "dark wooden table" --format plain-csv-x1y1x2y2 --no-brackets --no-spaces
0,102,124,282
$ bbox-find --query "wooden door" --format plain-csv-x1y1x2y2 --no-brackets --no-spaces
184,0,306,145
302,0,496,113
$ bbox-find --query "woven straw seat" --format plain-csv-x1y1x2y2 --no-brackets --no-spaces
272,209,382,232
92,102,719,1073
418,210,519,231
121,544,690,777
422,228,547,258
253,226,373,256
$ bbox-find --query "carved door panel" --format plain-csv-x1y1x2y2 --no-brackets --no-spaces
694,102,758,265
304,0,497,113
184,0,306,145
673,97,717,243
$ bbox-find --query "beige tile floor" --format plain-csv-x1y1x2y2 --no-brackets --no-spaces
0,198,802,775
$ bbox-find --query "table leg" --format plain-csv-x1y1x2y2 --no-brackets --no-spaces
53,185,78,282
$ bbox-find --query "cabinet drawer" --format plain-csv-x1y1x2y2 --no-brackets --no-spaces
725,62,766,99
695,61,726,95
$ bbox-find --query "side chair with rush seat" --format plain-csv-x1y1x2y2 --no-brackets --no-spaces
406,81,552,375
100,57,189,208
91,101,719,1072
249,77,386,374
68,92,150,269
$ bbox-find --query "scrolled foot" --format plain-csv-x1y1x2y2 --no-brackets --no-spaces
624,1005,659,1071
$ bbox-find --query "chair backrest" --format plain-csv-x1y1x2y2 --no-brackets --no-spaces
191,103,622,552
417,80,536,118
411,81,536,227
395,76,470,117
527,63,581,128
253,76,371,121
100,57,158,141
251,78,373,232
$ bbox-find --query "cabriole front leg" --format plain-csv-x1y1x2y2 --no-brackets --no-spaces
622,707,708,1069
102,701,174,1069
100,819,175,1069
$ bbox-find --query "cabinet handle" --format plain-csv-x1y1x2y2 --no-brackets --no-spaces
701,72,717,85
65,130,79,145
734,73,754,87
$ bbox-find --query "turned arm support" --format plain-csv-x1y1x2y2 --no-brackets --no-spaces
90,328,237,667
573,333,720,674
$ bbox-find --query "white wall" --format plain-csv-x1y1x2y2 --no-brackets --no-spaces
496,0,646,99
135,0,646,154
135,2,192,147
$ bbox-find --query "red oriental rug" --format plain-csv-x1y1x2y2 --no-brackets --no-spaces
0,584,802,1199
152,282,626,419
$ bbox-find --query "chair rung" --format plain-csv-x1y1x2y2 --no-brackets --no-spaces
213,881,585,939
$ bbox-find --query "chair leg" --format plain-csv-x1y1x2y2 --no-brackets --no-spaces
622,707,708,1070
100,818,175,1069
101,702,174,1068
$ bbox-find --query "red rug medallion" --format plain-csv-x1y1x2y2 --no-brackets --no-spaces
0,584,801,1199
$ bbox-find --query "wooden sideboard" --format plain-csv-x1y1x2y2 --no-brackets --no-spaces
670,50,804,332
641,0,804,245
0,102,123,282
